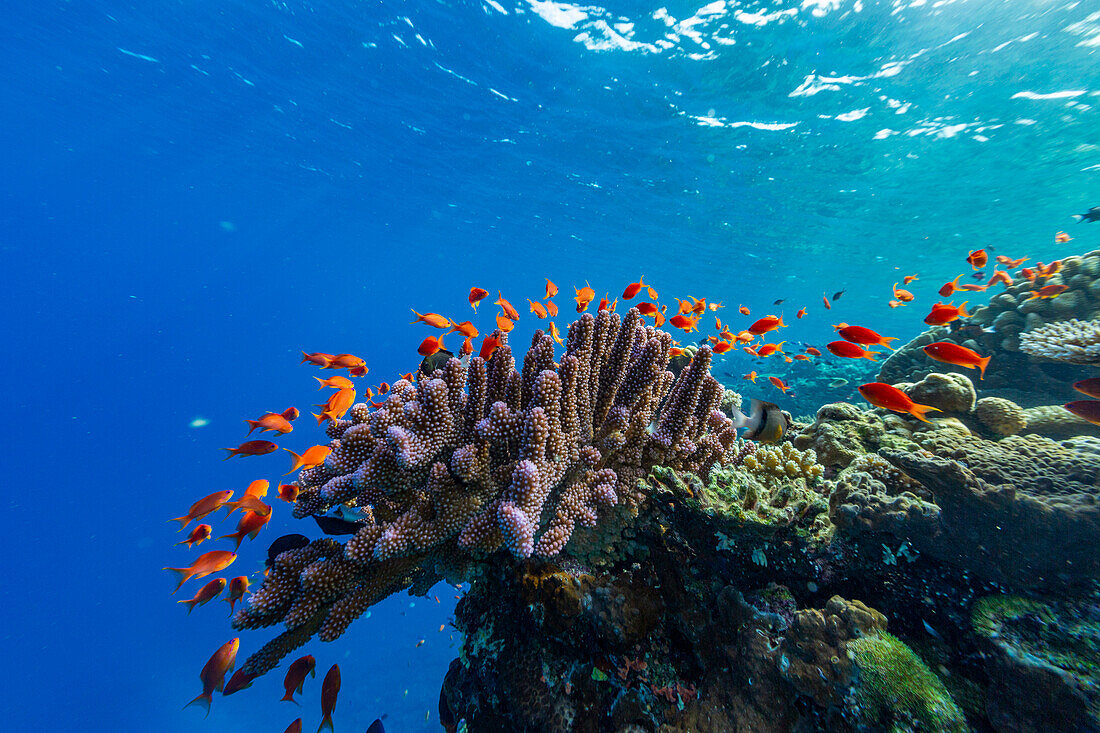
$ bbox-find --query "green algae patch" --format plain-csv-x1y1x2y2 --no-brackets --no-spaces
848,631,967,733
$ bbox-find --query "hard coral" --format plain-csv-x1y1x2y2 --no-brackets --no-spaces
1020,318,1100,365
974,396,1027,436
234,309,741,677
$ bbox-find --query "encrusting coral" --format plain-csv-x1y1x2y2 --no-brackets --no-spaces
1019,318,1100,365
234,309,742,676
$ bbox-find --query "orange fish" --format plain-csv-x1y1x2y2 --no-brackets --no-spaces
325,354,365,370
739,305,750,316
284,721,303,733
735,331,754,344
796,307,807,319
222,440,278,460
223,576,251,614
708,301,722,311
959,283,988,292
282,407,300,421
793,354,811,361
178,577,226,615
647,285,659,300
1073,378,1100,399
278,483,300,503
805,346,821,356
668,347,683,357
996,255,1028,268
218,510,271,551
987,270,1013,287
245,412,294,436
544,278,558,299
170,490,234,530
447,320,478,338
938,275,963,297
838,325,898,351
495,314,515,332
528,300,548,318
184,638,239,716
1026,283,1069,300
1036,260,1062,277
284,445,332,475
922,342,991,379
669,314,699,332
743,346,759,356
822,294,831,310
888,300,904,308
654,305,667,326
314,376,354,390
223,494,272,518
923,301,970,325
546,300,558,317
401,372,414,382
549,322,564,347
1020,267,1037,283
892,283,914,302
460,336,473,357
479,336,501,361
282,655,317,704
418,335,445,357
313,388,356,424
769,376,791,394
622,276,648,300
690,298,707,315
176,524,212,549
858,382,940,423
826,341,880,361
495,292,520,321
903,274,918,284
223,668,256,696
756,341,785,358
410,310,451,329
165,550,237,593
318,664,341,733
575,283,595,312
1055,231,1071,243
348,364,368,378
469,287,489,311
377,382,390,395
300,352,334,368
747,315,784,335
966,249,987,269
713,341,733,354
637,302,659,317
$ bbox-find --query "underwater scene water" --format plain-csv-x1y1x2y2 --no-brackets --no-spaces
4,0,1100,731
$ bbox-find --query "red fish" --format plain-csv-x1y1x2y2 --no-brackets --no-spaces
469,287,489,311
446,320,478,338
996,255,1028,268
418,335,445,356
176,524,212,548
966,249,988,269
713,341,733,354
165,551,237,593
939,275,963,297
903,274,918,284
636,302,659,317
739,305,750,316
314,376,354,390
622,276,648,300
544,278,558,299
410,310,451,328
756,341,785,358
769,376,791,394
892,283,914,302
822,294,831,310
793,354,811,361
284,445,331,475
1073,378,1100,399
747,315,784,335
282,654,317,704
838,325,898,351
318,664,341,733
495,314,515,333
1064,400,1100,426
796,307,807,319
1026,283,1069,300
218,510,271,551
923,301,970,325
278,483,300,503
177,577,226,614
827,341,880,361
528,300,548,318
669,314,699,332
858,382,940,423
222,440,278,460
575,283,595,312
460,336,473,357
495,293,521,321
546,300,558,317
313,387,356,423
184,638,239,716
987,270,1013,287
805,346,821,356
479,336,501,361
325,354,365,370
245,412,294,435
170,490,233,530
923,342,991,379
300,352,335,368
223,576,251,614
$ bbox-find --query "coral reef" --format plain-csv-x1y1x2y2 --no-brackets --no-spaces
1020,318,1100,365
974,396,1027,436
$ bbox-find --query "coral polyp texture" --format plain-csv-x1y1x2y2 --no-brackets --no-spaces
1019,318,1100,365
234,309,740,675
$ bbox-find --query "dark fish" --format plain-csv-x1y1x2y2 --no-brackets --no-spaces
773,298,785,305
1065,400,1100,426
1073,378,1100,399
732,399,790,444
313,515,364,536
832,290,845,301
266,534,310,569
1072,206,1100,223
971,270,985,280
420,349,455,376
367,720,386,733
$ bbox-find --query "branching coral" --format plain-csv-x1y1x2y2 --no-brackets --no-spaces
233,309,742,677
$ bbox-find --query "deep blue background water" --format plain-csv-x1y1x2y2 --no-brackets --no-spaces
2,0,1097,730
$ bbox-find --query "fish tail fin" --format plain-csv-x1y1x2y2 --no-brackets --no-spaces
1073,214,1084,222
283,448,303,476
177,598,197,615
168,516,190,530
317,715,334,733
881,336,899,351
977,355,991,380
299,351,311,364
243,420,260,435
183,692,212,717
408,308,422,324
908,403,941,423
864,350,881,362
221,448,239,460
281,690,301,704
958,301,970,317
163,568,191,593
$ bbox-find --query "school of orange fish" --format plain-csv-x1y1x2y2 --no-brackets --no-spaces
167,230,1097,730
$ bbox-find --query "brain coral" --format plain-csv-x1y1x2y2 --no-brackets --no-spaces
974,396,1027,436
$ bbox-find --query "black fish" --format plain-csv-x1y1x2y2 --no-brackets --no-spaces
832,290,845,301
773,298,785,305
732,399,790,444
971,270,985,280
366,719,386,733
1073,206,1100,223
420,349,455,376
266,534,310,569
313,514,365,536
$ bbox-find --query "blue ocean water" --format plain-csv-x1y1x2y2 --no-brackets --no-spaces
2,0,1097,730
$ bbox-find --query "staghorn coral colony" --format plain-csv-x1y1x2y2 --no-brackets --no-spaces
223,248,1100,732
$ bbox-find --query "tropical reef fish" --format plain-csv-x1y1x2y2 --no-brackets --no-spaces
938,275,963,297
731,399,789,444
315,376,354,390
222,440,278,460
284,445,332,475
622,276,648,300
996,255,1028,268
1073,378,1100,399
312,513,365,536
922,342,991,379
410,310,450,328
176,523,212,548
468,287,488,310
966,249,988,269
1072,206,1100,223
218,510,271,551
747,315,785,335
1026,283,1069,300
170,490,234,530
418,335,446,357
495,293,520,321
282,654,317,704
858,382,940,423
300,352,335,367
574,283,595,312
768,376,791,394
266,534,310,570
245,411,295,435
177,577,226,614
528,300,548,318
184,638,239,716
319,664,341,733
892,283,914,302
826,341,879,361
544,278,558,299
223,668,256,695
1055,231,1071,243
223,576,251,614
278,483,300,503
1065,400,1100,425
923,301,970,325
837,325,898,351
479,336,500,361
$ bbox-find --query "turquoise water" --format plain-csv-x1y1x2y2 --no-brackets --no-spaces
3,1,1098,731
